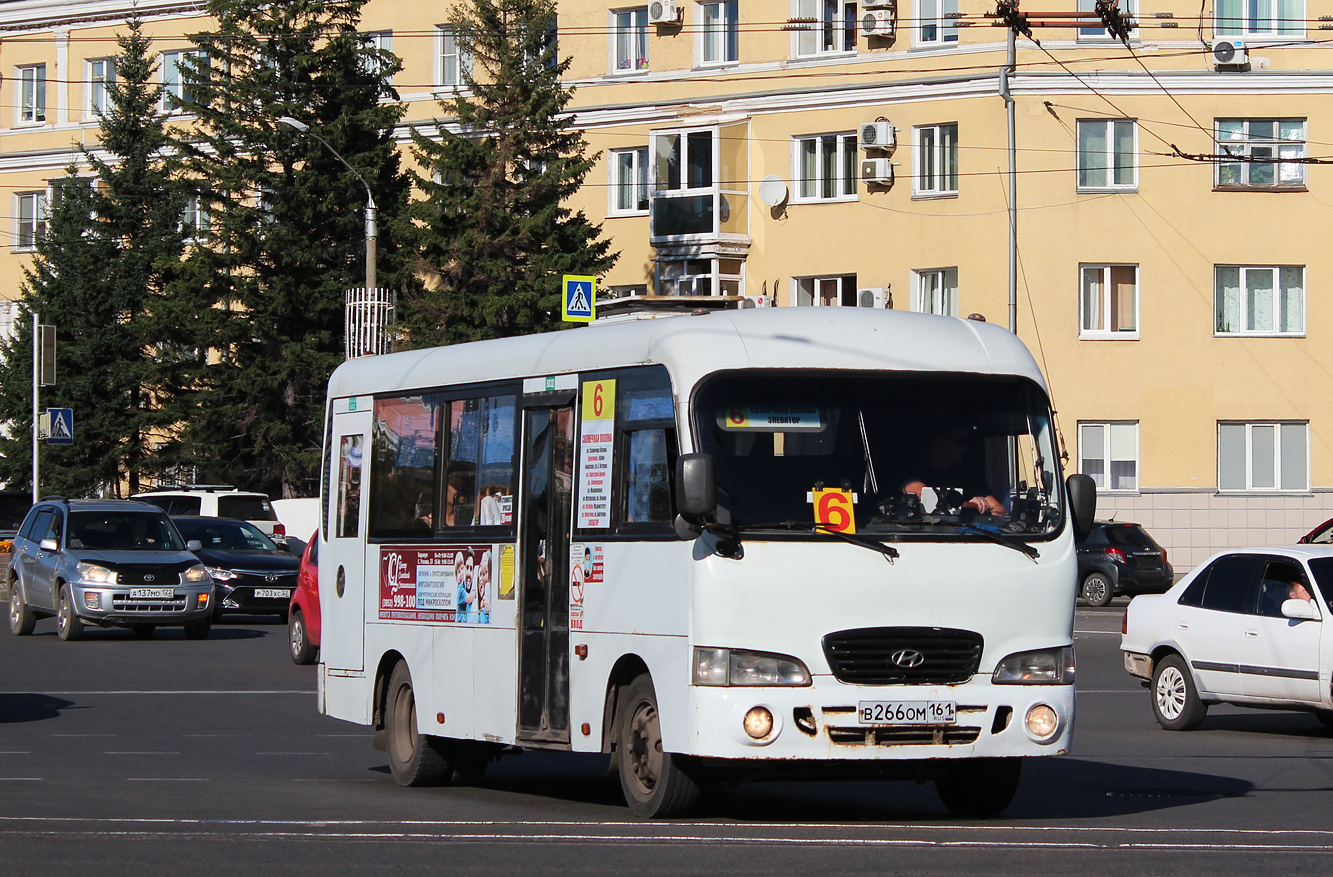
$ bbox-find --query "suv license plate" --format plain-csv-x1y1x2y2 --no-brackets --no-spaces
254,588,291,599
130,588,175,599
857,701,956,726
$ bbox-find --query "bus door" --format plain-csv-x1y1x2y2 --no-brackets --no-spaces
323,400,371,672
517,397,575,744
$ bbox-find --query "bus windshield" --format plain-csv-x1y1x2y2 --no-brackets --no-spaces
694,371,1064,539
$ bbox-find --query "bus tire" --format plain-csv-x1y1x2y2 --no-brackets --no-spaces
616,674,702,818
385,662,453,787
8,583,35,636
935,757,1023,818
56,585,83,642
1151,654,1207,731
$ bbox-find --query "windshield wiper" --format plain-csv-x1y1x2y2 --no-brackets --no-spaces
776,521,900,563
957,524,1040,561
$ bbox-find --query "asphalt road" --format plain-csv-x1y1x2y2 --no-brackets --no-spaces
1,605,1331,875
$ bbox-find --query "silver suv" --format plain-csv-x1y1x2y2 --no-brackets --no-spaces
7,498,214,641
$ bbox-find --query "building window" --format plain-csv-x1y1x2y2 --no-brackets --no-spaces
913,123,958,197
794,274,858,306
161,51,202,112
612,8,649,73
18,64,47,124
657,258,743,296
1216,0,1303,38
699,0,739,65
1078,0,1137,38
15,192,48,250
1079,422,1138,491
1080,264,1138,338
360,31,394,83
793,133,858,202
87,58,116,117
914,268,958,316
183,194,209,240
794,0,857,57
610,147,650,215
1215,265,1303,336
1216,119,1306,189
1218,421,1308,492
1078,119,1137,191
918,0,959,45
438,26,473,88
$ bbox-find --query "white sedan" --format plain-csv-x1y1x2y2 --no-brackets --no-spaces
1121,545,1333,731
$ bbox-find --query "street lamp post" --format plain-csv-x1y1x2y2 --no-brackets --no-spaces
277,116,377,292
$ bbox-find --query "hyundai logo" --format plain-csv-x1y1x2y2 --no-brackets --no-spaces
143,574,154,583
890,649,925,669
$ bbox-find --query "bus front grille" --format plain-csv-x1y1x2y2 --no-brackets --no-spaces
821,627,984,684
827,725,982,746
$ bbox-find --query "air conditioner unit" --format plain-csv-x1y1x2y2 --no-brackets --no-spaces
741,295,771,309
861,8,897,38
648,0,683,24
857,288,888,309
1211,40,1249,69
861,0,895,9
859,121,895,153
861,157,894,186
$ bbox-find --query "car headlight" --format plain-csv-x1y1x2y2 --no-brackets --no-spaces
204,567,234,582
693,647,812,687
185,565,213,583
992,646,1076,685
76,562,117,584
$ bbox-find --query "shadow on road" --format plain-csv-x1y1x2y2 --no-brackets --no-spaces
0,692,78,723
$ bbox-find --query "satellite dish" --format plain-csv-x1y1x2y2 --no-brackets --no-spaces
758,175,788,208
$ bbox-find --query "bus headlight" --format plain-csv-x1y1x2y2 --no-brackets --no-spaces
992,647,1075,685
693,648,812,687
76,562,116,584
1026,704,1059,740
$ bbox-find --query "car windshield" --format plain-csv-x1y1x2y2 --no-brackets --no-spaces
175,518,279,551
694,371,1064,539
67,512,186,552
1103,525,1155,547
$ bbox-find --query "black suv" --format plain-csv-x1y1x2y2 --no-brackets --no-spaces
7,498,214,640
1076,520,1174,607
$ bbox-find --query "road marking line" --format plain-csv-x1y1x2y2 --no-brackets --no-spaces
255,752,325,756
105,752,181,756
124,778,208,782
0,752,32,755
0,778,41,782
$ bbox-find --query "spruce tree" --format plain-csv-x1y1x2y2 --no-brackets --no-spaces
0,20,189,497
404,0,618,345
169,0,411,497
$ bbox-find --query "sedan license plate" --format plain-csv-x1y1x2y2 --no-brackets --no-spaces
130,588,175,599
254,588,291,599
857,701,956,726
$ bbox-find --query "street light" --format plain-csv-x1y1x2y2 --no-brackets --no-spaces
277,116,377,292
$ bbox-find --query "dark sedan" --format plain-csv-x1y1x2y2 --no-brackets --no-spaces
173,516,299,619
1076,520,1174,607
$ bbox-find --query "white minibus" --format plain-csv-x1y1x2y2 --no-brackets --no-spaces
317,306,1095,818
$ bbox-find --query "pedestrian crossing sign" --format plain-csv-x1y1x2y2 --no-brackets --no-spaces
43,407,73,445
562,275,596,323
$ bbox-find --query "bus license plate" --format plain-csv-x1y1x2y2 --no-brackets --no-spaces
130,588,175,599
254,588,291,599
857,701,956,726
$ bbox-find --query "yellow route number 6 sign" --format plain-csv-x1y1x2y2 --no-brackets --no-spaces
808,488,857,534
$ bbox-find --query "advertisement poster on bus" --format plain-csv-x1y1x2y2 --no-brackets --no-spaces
576,379,616,528
569,542,603,630
379,544,497,623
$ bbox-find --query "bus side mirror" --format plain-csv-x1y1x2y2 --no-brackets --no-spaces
676,453,717,524
1066,473,1096,542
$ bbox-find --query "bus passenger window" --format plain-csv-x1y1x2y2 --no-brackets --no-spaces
368,395,440,537
337,435,363,538
625,429,674,523
443,395,517,528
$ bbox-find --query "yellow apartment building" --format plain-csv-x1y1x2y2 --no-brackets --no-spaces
0,0,1330,567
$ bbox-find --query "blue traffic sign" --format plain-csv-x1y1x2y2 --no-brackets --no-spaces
46,407,73,445
562,275,596,323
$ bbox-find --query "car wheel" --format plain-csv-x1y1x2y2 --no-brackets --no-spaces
1151,654,1207,731
384,661,453,786
183,621,211,640
1081,572,1114,608
131,624,156,638
616,674,703,818
8,583,35,636
288,610,317,665
935,757,1023,818
56,585,83,642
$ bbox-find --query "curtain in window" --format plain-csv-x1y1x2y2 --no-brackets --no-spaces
1080,424,1106,487
1109,422,1136,489
1246,268,1275,332
1218,423,1246,490
1279,266,1304,333
1216,0,1243,34
1079,122,1107,188
1081,268,1104,331
1110,266,1136,331
1280,423,1306,489
1215,266,1241,332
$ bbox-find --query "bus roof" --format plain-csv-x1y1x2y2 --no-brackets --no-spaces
327,307,1048,400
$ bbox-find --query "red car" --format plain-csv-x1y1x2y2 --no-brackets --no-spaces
287,531,319,664
1299,518,1333,544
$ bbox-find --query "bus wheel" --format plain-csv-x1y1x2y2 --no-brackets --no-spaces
385,662,453,787
935,757,1023,818
616,675,702,818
